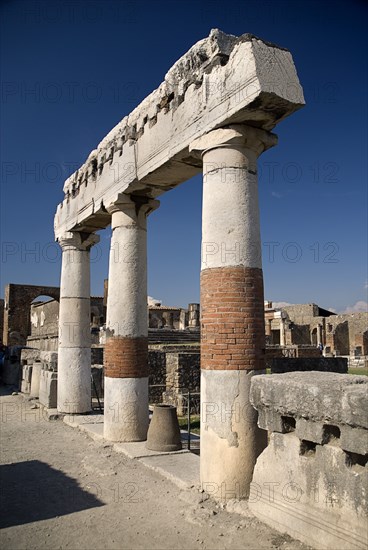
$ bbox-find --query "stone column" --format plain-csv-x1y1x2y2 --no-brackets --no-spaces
190,124,277,500
57,231,100,414
188,303,200,328
162,311,174,329
280,317,286,346
317,324,323,345
104,195,159,441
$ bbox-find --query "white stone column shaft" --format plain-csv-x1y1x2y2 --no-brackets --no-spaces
280,318,286,346
57,231,99,414
104,195,159,442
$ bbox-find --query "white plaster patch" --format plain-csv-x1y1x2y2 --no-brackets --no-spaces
200,369,267,500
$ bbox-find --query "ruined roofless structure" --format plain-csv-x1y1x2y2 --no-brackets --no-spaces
54,29,305,499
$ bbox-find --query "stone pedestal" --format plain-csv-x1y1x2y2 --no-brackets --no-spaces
39,369,58,409
190,125,276,500
30,361,42,398
250,372,368,550
104,195,159,441
57,231,99,414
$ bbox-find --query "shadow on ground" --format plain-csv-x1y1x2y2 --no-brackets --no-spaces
0,460,104,528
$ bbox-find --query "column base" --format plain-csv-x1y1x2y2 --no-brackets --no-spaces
200,369,267,501
103,376,149,442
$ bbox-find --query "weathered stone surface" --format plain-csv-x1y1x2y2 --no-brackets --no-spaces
30,362,42,398
257,407,286,433
250,372,368,429
40,351,58,366
54,29,304,238
4,284,59,346
249,372,368,549
39,370,57,409
249,432,368,550
271,357,348,374
22,365,33,383
20,380,31,394
295,418,325,444
340,425,368,455
20,348,41,363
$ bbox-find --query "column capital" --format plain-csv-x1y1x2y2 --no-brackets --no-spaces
189,124,278,158
106,193,160,218
57,231,100,251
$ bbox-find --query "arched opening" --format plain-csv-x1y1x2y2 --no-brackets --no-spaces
3,284,60,347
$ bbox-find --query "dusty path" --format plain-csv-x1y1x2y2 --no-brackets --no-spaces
0,391,309,550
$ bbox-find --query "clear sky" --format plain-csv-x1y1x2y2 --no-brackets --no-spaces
1,0,367,313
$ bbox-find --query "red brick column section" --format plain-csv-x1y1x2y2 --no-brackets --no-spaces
104,336,148,378
201,266,265,371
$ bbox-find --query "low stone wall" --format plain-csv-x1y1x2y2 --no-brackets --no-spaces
265,345,321,368
249,372,368,550
271,356,347,373
39,369,57,408
162,351,200,415
148,346,200,413
148,350,167,403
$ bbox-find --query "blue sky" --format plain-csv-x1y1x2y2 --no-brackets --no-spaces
1,0,367,313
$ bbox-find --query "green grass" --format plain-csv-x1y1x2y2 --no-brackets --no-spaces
178,414,200,434
348,367,368,376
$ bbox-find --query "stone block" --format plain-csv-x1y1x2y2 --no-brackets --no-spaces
249,432,368,550
340,425,368,456
257,407,286,433
22,365,33,383
295,418,325,444
30,362,42,398
20,348,40,363
21,380,31,394
250,372,368,429
39,370,57,409
40,351,58,368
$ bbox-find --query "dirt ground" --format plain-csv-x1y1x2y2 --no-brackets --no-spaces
0,390,310,550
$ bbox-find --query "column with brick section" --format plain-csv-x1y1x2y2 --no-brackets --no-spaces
57,231,100,414
190,125,277,500
104,195,159,441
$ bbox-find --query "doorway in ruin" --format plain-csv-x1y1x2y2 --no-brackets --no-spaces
311,327,318,347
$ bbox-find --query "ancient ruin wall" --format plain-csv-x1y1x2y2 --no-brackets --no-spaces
3,284,60,346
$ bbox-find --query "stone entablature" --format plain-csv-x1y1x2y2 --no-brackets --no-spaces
54,29,304,238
